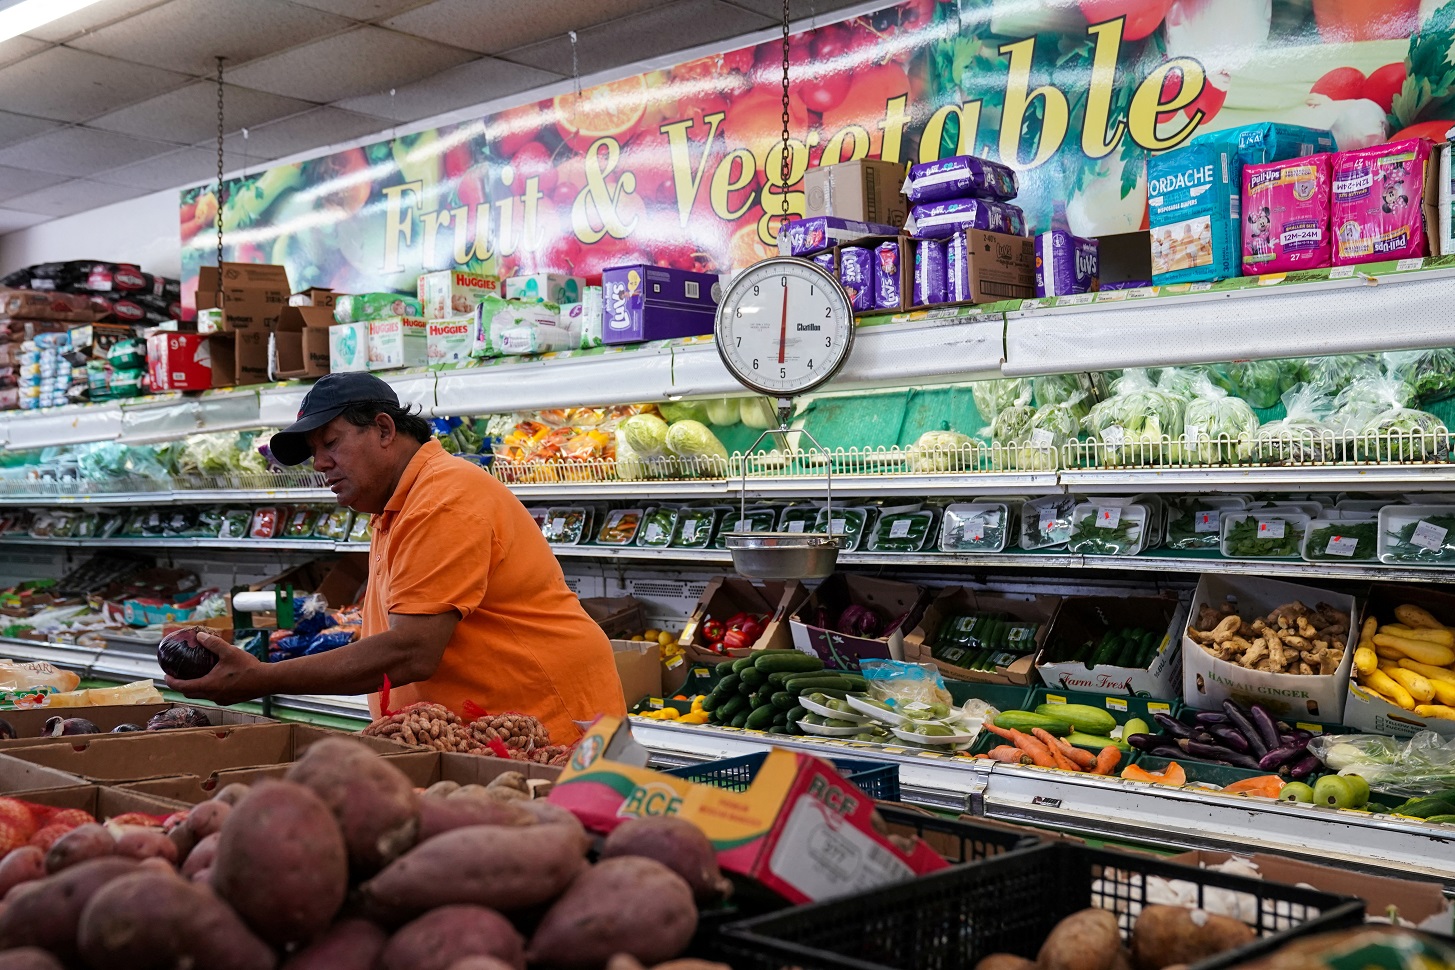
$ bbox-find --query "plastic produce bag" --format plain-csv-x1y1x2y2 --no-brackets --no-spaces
1082,370,1186,464
1182,376,1258,464
1032,373,1100,421
860,660,953,712
1383,348,1455,406
970,378,1031,428
1309,731,1455,797
1303,353,1382,396
1211,358,1304,410
906,429,980,472
985,403,1035,445
1328,374,1415,441
1253,382,1335,464
1357,400,1448,463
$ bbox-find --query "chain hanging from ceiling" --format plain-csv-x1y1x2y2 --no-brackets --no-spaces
214,56,226,301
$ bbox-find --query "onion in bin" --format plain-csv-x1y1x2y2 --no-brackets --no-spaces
156,627,218,681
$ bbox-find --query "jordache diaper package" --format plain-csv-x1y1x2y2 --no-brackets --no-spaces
1241,154,1332,274
1148,123,1336,284
1331,137,1435,266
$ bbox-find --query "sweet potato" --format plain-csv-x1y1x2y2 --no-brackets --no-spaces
213,780,348,948
181,832,219,880
112,828,179,865
169,799,232,861
0,857,138,962
1039,909,1123,970
286,737,419,872
513,799,590,851
526,857,697,969
45,824,115,873
601,817,732,905
974,955,1036,970
214,783,252,807
0,948,62,970
281,918,388,970
0,847,46,899
1131,905,1255,970
417,794,533,843
425,780,460,797
378,905,524,970
78,870,276,970
487,771,529,793
362,822,586,919
446,959,517,970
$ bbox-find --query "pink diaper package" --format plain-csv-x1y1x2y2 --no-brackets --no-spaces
1242,153,1332,274
1331,137,1433,266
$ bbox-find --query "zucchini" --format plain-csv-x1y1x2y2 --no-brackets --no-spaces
770,691,796,711
738,667,767,689
994,711,1073,735
1066,731,1129,751
1035,702,1117,736
745,704,777,730
754,652,823,674
714,661,735,678
717,695,748,721
730,711,750,729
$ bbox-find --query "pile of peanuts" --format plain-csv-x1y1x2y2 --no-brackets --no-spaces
468,712,551,753
361,703,488,754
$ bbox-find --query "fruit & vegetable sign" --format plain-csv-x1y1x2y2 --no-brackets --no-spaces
179,0,1454,310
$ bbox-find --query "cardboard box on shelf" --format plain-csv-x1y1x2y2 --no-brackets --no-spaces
271,303,336,380
289,287,336,308
196,263,290,332
1035,594,1187,699
418,269,500,320
146,331,223,391
1439,140,1454,260
613,639,683,708
0,755,88,795
9,783,189,817
679,577,808,663
0,704,270,746
1181,574,1357,724
1343,582,1455,738
329,321,369,372
367,316,428,370
548,717,948,904
234,327,270,385
789,574,930,669
904,586,1061,687
804,159,908,227
600,265,720,344
917,230,1035,308
580,596,648,641
426,316,478,365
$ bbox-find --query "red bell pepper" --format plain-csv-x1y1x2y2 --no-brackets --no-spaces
707,638,725,653
701,618,724,642
739,617,765,641
723,629,753,651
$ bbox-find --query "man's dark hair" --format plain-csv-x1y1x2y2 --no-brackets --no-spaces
337,401,432,444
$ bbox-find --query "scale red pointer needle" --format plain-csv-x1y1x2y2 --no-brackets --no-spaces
778,283,788,365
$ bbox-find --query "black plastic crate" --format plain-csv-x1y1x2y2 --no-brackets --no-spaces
719,841,1365,970
666,752,901,802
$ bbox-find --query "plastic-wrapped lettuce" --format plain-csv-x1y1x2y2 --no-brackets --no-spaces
1182,376,1258,464
174,432,270,478
1082,370,1186,464
1211,359,1304,410
1329,375,1415,442
986,404,1035,445
740,397,779,429
1304,354,1382,396
1253,383,1335,464
658,400,710,423
615,427,647,480
1357,403,1449,462
1383,348,1455,406
970,378,1032,427
703,398,740,426
1008,400,1082,470
665,419,730,474
620,413,670,458
1032,373,1101,421
907,430,981,472
1153,366,1216,400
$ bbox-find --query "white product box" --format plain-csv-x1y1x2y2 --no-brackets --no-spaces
367,316,428,370
426,316,477,365
417,269,500,320
505,273,585,305
328,322,369,373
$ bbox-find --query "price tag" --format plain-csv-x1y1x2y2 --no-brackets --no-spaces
1039,510,1059,534
962,515,986,542
1020,299,1044,311
644,523,664,542
1060,293,1095,306
890,519,913,538
829,518,847,535
1029,428,1056,449
1096,507,1121,529
786,520,806,534
549,517,566,534
681,520,699,540
1411,519,1449,551
1329,266,1356,279
1106,698,1128,712
1397,257,1425,272
1189,282,1213,293
1195,510,1221,533
733,518,749,531
1101,425,1125,447
1257,518,1286,539
1325,534,1359,557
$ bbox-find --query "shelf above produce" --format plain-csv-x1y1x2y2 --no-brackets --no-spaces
0,536,368,554
1060,462,1455,494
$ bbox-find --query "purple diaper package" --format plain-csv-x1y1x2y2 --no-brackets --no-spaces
904,198,1028,239
903,155,1018,203
1331,137,1432,266
913,239,947,306
1034,230,1100,297
946,232,968,303
839,247,874,311
874,241,902,310
1099,280,1152,291
811,251,837,273
778,216,901,257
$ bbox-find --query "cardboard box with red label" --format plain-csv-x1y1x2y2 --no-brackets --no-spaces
549,717,947,904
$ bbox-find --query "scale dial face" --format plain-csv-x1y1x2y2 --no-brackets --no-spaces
715,256,855,397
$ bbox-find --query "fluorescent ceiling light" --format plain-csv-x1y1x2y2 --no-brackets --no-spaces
0,0,107,44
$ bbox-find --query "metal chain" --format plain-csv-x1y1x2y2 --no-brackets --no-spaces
215,57,226,287
779,0,791,218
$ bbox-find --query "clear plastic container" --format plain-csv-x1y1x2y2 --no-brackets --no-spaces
1378,505,1455,564
347,513,372,543
671,507,725,548
636,507,678,547
868,509,939,552
284,508,320,538
778,505,821,535
542,507,590,545
1068,503,1149,557
1020,495,1076,551
1220,511,1311,560
713,506,779,548
596,508,644,545
814,506,875,551
1164,496,1247,551
1302,516,1379,563
940,502,1015,553
219,508,253,540
313,507,354,540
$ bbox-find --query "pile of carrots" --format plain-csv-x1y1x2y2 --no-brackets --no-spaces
977,722,1122,775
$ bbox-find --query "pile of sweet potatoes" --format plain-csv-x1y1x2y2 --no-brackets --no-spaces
0,737,730,970
975,903,1258,970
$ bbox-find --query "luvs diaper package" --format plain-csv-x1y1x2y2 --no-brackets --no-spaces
1331,137,1435,266
1242,154,1332,274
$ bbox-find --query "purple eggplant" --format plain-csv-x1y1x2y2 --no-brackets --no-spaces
1149,744,1187,760
0,718,13,740
1194,712,1229,726
1249,705,1283,752
1125,733,1161,751
1211,726,1251,753
1288,753,1322,779
1259,745,1306,771
1181,738,1263,770
1152,712,1191,738
1221,701,1269,758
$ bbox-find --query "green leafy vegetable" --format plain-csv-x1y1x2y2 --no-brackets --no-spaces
1222,515,1304,558
1304,521,1379,561
1383,514,1455,564
1068,506,1144,556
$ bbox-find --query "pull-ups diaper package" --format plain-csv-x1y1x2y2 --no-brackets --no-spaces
1331,137,1435,266
1241,154,1332,274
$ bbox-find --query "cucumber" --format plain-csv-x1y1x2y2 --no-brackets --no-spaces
994,711,1074,735
745,704,777,730
731,657,756,673
1089,633,1119,667
1424,814,1455,823
717,695,748,721
782,674,855,693
730,711,750,729
714,661,735,678
1136,631,1162,669
1065,731,1129,751
770,691,796,710
738,667,767,689
700,688,727,713
767,727,791,735
754,652,823,674
1113,632,1143,668
1035,702,1117,736
772,712,788,727
1393,795,1455,818
717,674,740,695
785,705,807,730
839,673,869,692
767,672,795,688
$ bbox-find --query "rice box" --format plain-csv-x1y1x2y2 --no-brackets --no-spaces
366,317,427,370
329,323,368,373
426,316,477,364
417,269,500,320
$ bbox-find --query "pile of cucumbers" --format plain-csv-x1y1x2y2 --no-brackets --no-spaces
928,612,1041,672
701,650,867,734
1054,626,1163,669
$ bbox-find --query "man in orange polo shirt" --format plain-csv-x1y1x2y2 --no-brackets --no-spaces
167,373,626,743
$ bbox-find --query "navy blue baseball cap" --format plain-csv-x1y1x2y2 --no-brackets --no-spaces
270,372,399,466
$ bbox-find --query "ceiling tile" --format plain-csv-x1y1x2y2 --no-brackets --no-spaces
0,208,52,232
0,48,190,123
0,166,69,203
0,35,47,71
0,112,61,151
22,0,172,43
383,0,672,56
287,0,432,19
0,128,179,178
3,179,140,217
501,0,773,76
96,147,217,191
225,25,476,103
91,83,314,145
209,107,393,163
70,0,356,77
335,56,562,122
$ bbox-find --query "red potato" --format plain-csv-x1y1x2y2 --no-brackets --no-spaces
601,816,733,905
378,905,524,970
181,832,219,880
362,823,586,919
527,857,698,969
0,847,46,898
26,825,73,854
0,948,62,970
112,828,179,865
286,738,420,872
281,918,387,970
212,780,348,948
417,793,534,843
44,824,115,873
78,870,276,970
0,857,139,962
447,960,517,970
169,799,232,861
213,783,252,807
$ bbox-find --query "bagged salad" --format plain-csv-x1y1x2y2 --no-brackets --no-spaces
1253,382,1335,464
1181,375,1258,464
1327,374,1414,442
906,429,980,472
970,379,1032,428
1032,373,1102,421
1384,348,1455,406
1082,370,1186,465
1354,384,1449,463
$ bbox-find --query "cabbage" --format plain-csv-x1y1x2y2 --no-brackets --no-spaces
619,413,669,458
1384,348,1455,405
1182,376,1258,464
659,401,710,423
740,397,778,429
614,428,646,480
970,379,1032,426
987,404,1035,445
1032,374,1099,422
1211,359,1303,410
907,430,980,472
1304,354,1381,396
665,419,730,473
1254,383,1334,464
704,398,740,426
1083,370,1187,464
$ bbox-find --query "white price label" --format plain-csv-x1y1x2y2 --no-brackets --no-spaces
1195,510,1221,533
1257,518,1286,539
1411,519,1449,551
1397,257,1425,272
1325,534,1360,557
1029,428,1056,449
786,520,806,534
829,518,847,535
1096,507,1121,529
682,520,699,540
644,523,664,542
733,518,749,531
1329,266,1356,279
889,518,913,538
1189,282,1213,292
1039,511,1059,534
1101,425,1125,447
1020,299,1043,310
963,515,986,542
549,517,566,534
1059,293,1094,306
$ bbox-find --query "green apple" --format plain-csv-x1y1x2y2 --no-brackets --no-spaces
1280,782,1315,803
1313,775,1359,809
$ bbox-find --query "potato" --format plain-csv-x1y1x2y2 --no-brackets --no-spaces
527,857,697,969
1039,909,1123,970
0,857,138,962
45,824,116,873
378,905,524,970
181,832,220,880
601,817,732,905
425,781,460,797
78,870,276,970
487,772,529,793
169,800,232,861
281,918,387,970
286,737,420,872
112,828,179,866
213,780,348,948
0,948,62,970
362,823,586,919
1132,905,1255,970
417,794,533,843
214,784,252,807
975,955,1036,970
0,847,46,899
446,959,518,970
605,957,646,970
483,787,529,803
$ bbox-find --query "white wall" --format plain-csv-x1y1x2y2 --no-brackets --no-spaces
0,190,183,278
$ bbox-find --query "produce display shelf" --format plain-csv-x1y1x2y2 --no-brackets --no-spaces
1060,462,1455,494
0,636,102,673
0,536,369,553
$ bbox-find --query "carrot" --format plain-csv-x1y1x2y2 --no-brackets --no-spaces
1091,745,1122,775
1005,728,1058,768
1033,728,1084,771
983,722,1019,743
985,745,1032,765
1037,729,1096,769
